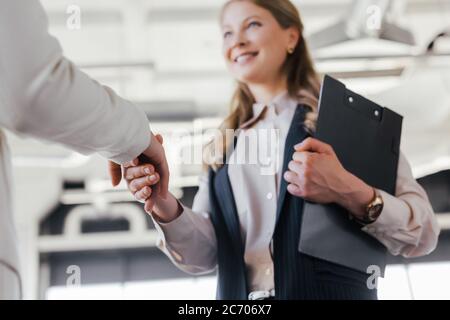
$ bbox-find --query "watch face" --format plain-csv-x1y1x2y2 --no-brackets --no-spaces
368,203,383,219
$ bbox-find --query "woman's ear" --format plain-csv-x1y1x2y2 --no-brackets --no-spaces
287,27,300,51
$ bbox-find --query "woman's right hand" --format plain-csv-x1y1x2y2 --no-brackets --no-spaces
125,164,182,222
124,161,161,210
124,134,182,222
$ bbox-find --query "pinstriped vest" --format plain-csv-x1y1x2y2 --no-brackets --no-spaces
207,105,378,300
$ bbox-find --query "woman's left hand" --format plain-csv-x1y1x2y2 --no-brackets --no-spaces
283,137,374,217
283,137,346,204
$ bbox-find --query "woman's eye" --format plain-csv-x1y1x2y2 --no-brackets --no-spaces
223,31,232,39
248,21,262,29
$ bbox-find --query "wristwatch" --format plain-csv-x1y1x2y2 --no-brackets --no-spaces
355,188,384,225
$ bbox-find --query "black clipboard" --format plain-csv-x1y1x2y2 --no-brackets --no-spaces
298,75,403,276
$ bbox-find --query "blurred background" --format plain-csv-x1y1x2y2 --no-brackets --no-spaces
8,0,450,299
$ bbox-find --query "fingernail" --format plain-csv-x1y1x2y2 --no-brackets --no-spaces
294,143,302,149
144,167,151,175
149,175,156,181
126,175,133,180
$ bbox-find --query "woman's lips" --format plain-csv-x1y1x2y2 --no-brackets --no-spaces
234,51,259,64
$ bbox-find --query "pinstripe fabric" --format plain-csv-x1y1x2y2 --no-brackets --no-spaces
209,168,248,300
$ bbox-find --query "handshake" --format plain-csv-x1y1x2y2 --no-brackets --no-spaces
108,133,181,222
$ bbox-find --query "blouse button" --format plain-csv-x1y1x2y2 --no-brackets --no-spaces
266,192,273,200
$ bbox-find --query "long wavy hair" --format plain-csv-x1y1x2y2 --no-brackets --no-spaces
204,0,321,170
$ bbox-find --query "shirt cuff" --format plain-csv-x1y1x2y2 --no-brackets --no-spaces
361,189,411,237
108,120,151,165
150,202,197,244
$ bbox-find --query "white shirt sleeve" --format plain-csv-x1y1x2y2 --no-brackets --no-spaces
150,173,218,275
362,151,441,257
0,0,150,164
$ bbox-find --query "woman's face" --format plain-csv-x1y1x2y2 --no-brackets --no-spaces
221,1,299,86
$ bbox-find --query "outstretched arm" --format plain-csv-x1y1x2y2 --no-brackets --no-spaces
124,158,217,275
0,0,149,164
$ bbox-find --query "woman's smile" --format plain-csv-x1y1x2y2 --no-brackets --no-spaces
233,51,259,65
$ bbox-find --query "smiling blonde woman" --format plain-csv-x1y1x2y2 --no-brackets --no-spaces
124,0,440,300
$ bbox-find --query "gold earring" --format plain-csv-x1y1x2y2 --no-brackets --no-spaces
287,47,295,54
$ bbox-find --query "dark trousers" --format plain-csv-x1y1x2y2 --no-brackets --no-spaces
272,252,378,300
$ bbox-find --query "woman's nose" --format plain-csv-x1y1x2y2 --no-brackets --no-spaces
231,32,249,49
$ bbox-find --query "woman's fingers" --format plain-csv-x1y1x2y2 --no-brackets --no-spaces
294,137,333,155
288,160,303,174
128,173,160,192
287,183,302,197
124,164,155,180
292,151,315,164
283,170,298,184
134,186,152,203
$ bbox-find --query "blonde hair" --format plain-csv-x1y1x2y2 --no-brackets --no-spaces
204,0,321,171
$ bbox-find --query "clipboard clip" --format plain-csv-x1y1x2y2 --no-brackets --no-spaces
345,93,384,123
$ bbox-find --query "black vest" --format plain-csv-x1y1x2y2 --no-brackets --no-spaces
208,105,378,300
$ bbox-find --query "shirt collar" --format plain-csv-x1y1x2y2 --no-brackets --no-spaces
239,91,298,129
